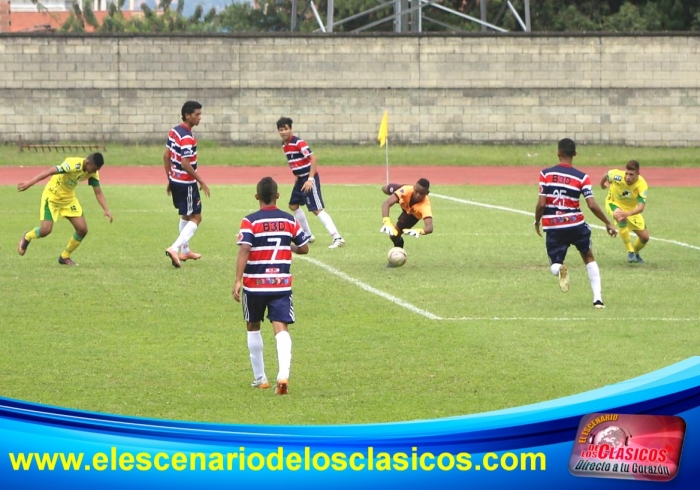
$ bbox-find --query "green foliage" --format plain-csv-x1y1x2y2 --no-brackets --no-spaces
55,0,700,33
2,182,699,424
216,0,290,33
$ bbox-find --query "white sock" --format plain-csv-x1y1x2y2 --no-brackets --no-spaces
550,263,562,276
179,219,190,254
294,208,312,236
316,210,341,239
275,330,292,381
172,221,198,250
247,331,265,380
586,261,603,303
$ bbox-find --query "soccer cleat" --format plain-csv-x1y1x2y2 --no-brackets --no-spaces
18,231,30,256
58,256,77,266
328,237,345,249
165,247,181,268
275,379,289,395
179,251,202,261
308,235,316,244
558,265,569,293
627,252,637,263
593,300,606,309
251,376,270,389
635,253,644,264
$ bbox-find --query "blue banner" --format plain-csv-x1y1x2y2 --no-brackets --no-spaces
3,357,700,489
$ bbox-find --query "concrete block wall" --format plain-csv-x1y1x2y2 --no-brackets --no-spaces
1,34,699,146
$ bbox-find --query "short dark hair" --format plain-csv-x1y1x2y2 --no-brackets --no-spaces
257,177,278,204
181,101,202,121
88,152,104,169
276,117,293,129
558,138,576,157
626,160,640,172
417,178,430,191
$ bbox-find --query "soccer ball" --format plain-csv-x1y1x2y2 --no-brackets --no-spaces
387,247,407,267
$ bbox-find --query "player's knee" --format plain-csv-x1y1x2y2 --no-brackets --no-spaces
77,228,88,238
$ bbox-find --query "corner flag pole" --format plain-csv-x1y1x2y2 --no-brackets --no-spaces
377,111,389,184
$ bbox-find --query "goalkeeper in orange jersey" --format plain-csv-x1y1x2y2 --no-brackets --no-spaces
379,178,433,257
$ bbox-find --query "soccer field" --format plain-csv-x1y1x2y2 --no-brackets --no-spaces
2,183,699,425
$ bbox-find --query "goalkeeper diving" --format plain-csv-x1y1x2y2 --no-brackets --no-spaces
380,178,433,252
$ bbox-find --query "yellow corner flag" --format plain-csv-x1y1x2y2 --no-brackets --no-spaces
377,111,388,147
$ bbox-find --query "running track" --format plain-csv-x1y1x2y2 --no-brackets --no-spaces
1,166,698,186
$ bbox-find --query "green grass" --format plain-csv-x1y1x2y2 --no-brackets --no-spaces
1,183,699,425
5,142,700,167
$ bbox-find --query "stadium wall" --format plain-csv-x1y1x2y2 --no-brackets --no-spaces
0,34,699,146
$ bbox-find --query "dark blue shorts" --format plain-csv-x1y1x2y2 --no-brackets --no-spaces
242,292,295,324
289,174,324,212
545,224,592,264
170,181,201,216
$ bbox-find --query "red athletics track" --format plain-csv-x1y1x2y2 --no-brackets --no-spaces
0,166,698,186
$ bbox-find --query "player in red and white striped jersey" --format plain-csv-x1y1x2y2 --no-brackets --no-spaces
163,101,210,268
534,139,617,309
277,116,345,249
233,177,310,395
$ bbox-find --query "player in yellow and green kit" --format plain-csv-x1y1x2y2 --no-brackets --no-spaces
17,153,113,266
600,160,649,263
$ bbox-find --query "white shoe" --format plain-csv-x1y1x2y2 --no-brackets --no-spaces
328,237,345,249
308,235,316,243
558,265,569,293
251,376,270,389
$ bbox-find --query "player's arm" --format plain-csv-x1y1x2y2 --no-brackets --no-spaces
613,202,645,221
381,193,399,218
180,156,210,198
422,217,433,235
163,147,172,195
291,243,309,255
17,166,59,192
380,194,400,235
233,243,251,303
91,183,113,223
301,153,318,193
533,195,547,237
585,196,617,237
599,172,610,189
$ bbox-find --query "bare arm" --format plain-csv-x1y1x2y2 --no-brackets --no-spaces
600,173,610,190
291,243,310,255
422,217,434,235
163,148,171,178
232,244,251,303
585,196,617,237
17,166,59,192
93,186,113,223
382,194,399,218
615,202,645,221
163,148,172,195
533,195,547,237
181,157,210,198
301,154,318,193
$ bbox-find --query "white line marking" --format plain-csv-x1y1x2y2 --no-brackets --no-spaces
298,256,442,320
298,194,698,322
441,317,699,322
431,193,700,251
